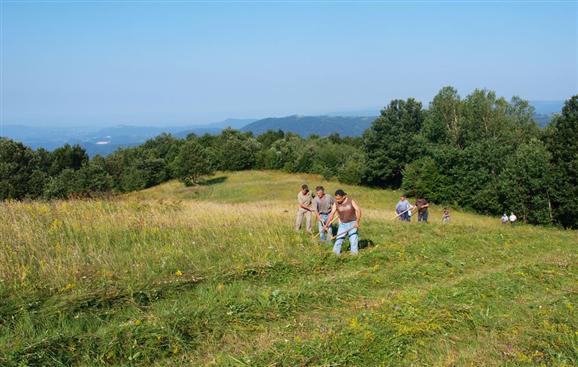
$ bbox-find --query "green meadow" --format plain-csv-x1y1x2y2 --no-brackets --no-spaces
1,171,576,366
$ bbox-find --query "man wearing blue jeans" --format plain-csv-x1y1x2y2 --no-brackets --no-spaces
395,195,412,222
312,186,335,243
415,197,429,223
324,189,362,255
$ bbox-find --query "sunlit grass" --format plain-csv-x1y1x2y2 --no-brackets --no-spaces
1,170,576,366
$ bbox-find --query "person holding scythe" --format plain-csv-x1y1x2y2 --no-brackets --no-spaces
415,197,430,223
324,189,362,255
312,186,335,243
395,194,413,222
295,184,314,233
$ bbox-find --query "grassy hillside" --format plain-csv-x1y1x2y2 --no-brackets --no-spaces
1,171,576,366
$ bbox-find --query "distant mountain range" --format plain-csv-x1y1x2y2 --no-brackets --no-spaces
174,119,255,138
241,115,376,137
0,100,564,156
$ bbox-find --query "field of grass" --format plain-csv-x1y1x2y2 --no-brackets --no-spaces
1,170,576,366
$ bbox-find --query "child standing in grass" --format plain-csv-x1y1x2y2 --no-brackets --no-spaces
442,208,450,223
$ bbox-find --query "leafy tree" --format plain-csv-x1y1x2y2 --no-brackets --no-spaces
257,135,301,170
286,143,316,173
0,138,41,199
401,156,450,203
140,133,182,178
256,129,285,150
35,148,53,173
49,144,88,176
460,90,509,145
338,153,365,185
81,158,114,193
104,149,130,190
452,139,508,214
136,158,168,188
27,170,49,198
43,169,82,198
498,140,553,224
414,88,543,215
362,98,424,187
120,166,148,192
422,86,462,146
171,139,214,185
545,95,578,228
506,96,541,142
218,129,260,171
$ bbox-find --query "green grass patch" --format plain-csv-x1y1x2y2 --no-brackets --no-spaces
1,171,576,366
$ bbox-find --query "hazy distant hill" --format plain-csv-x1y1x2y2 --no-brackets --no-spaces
241,115,376,137
174,118,256,138
1,119,256,156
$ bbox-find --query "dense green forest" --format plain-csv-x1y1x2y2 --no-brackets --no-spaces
1,87,577,228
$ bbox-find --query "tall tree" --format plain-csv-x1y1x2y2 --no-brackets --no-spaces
402,156,450,203
498,140,553,224
545,95,578,228
422,86,462,146
362,98,424,187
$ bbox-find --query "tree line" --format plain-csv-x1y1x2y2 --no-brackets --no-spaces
1,87,576,228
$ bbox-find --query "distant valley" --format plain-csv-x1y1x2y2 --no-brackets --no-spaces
0,100,563,156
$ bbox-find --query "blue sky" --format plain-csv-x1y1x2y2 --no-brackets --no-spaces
1,0,577,127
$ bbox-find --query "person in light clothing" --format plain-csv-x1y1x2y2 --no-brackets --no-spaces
395,195,412,222
324,189,362,255
312,186,335,243
295,184,313,233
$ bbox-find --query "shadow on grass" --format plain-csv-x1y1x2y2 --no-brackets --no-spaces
342,239,375,252
358,239,375,250
199,176,228,186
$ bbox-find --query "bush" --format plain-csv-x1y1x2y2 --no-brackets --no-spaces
338,155,364,185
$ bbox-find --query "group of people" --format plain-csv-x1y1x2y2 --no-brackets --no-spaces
395,195,450,223
296,183,522,256
295,184,361,255
501,212,518,224
295,184,452,256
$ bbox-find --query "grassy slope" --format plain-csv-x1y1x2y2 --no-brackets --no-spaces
0,170,576,366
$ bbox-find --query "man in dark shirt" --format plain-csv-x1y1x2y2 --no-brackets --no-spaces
415,197,429,223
